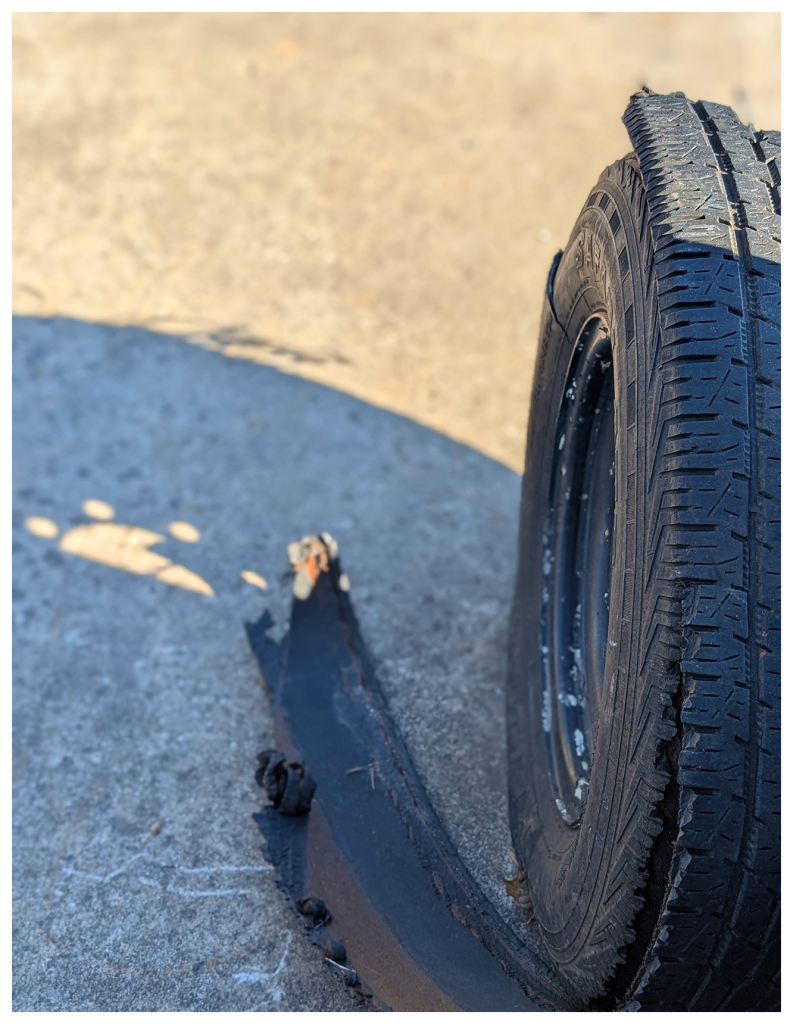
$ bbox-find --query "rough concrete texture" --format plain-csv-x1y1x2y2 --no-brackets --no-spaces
13,13,780,471
13,315,526,1010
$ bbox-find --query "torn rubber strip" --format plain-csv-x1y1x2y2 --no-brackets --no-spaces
247,538,566,1011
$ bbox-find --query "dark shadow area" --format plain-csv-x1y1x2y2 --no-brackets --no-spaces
12,315,529,1010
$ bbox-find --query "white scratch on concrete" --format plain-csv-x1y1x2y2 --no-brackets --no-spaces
237,933,292,1008
62,857,273,889
61,867,104,882
61,852,145,883
104,854,146,881
166,884,251,897
174,864,272,874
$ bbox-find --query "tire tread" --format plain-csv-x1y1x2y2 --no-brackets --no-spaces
621,91,780,1012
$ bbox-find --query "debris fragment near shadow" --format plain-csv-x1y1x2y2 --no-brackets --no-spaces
255,749,316,816
252,763,375,1008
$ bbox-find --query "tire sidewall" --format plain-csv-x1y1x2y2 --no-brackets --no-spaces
508,160,660,1002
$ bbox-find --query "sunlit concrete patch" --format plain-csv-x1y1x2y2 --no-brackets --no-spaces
169,521,201,542
25,516,59,538
241,570,268,591
83,498,115,520
11,14,780,474
25,505,215,596
155,563,213,595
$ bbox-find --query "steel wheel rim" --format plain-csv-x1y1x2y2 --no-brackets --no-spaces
541,316,615,827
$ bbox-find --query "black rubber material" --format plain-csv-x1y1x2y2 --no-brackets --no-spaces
506,91,780,1011
247,556,566,1012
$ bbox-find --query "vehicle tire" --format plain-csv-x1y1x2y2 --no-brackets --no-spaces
506,90,780,1011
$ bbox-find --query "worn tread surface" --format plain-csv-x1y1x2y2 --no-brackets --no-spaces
507,91,779,1011
621,90,780,1013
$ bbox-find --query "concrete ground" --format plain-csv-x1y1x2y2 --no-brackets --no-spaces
13,13,780,472
13,13,780,1012
12,314,524,1010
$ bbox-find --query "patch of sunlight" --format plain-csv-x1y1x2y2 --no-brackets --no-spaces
241,570,268,590
25,516,59,538
83,499,115,520
24,504,215,597
169,521,201,542
157,563,214,595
